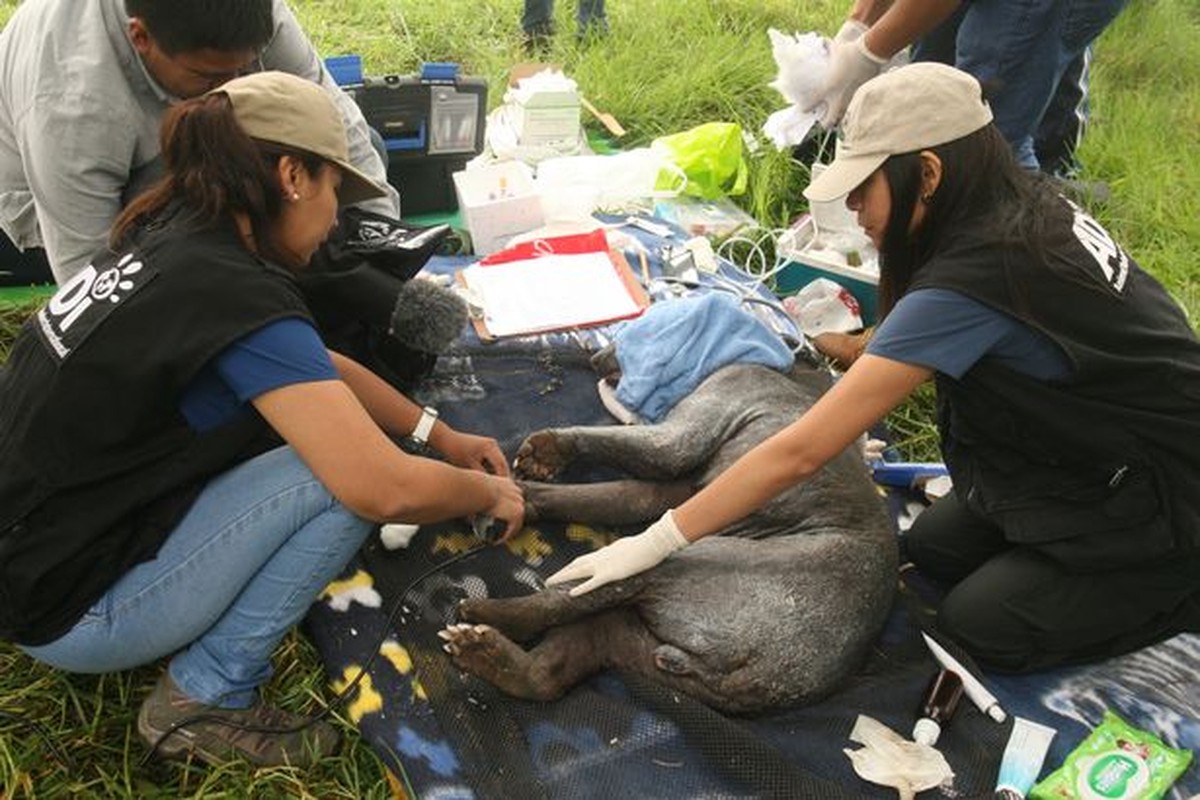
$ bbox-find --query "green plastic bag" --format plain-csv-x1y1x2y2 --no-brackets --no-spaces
652,122,749,200
1029,710,1193,800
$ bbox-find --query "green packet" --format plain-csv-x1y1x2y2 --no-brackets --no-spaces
1029,709,1193,800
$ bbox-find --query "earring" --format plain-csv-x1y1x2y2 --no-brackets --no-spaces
289,192,300,201
920,192,933,204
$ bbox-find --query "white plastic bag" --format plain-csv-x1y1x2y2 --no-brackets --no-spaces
783,277,864,337
762,29,829,148
535,150,686,215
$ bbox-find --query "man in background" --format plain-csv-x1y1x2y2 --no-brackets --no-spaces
809,0,1128,173
0,0,400,285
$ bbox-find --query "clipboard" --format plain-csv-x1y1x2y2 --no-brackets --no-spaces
456,246,650,341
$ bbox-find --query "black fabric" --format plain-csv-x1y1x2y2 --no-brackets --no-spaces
0,235,53,286
910,201,1200,568
907,490,1200,671
0,214,308,644
299,207,450,390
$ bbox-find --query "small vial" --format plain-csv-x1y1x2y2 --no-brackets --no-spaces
913,668,964,746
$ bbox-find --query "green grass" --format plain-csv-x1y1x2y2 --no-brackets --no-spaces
2,0,1198,795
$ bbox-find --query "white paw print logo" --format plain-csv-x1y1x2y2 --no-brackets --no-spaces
91,253,144,303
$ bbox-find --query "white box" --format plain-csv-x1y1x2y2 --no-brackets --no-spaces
452,162,545,256
513,102,578,144
516,94,580,145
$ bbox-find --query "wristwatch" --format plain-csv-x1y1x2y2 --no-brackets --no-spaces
410,406,439,446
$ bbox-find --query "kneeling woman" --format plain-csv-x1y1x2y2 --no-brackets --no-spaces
0,72,523,767
547,63,1200,673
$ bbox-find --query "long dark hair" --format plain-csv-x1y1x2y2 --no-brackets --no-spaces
874,124,1064,317
111,93,326,264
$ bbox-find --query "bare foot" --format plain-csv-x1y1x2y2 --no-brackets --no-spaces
438,623,557,701
513,430,574,480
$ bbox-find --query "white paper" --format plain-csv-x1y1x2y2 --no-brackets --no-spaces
462,252,641,337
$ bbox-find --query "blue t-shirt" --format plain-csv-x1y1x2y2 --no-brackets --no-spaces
867,288,1072,381
180,317,337,431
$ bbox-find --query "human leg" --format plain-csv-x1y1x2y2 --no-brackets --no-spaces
1035,49,1090,176
936,546,1200,672
522,0,554,35
576,0,607,36
904,490,1011,583
909,2,967,66
22,445,373,707
953,0,1066,168
955,0,1127,169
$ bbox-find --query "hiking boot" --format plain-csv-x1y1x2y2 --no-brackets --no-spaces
136,672,340,768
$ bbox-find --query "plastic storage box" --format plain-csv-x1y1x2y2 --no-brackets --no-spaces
452,162,545,256
775,215,880,326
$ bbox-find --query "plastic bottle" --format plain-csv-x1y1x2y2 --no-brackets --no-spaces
913,668,964,747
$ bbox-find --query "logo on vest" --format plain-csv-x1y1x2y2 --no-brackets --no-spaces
1070,205,1128,294
36,252,155,360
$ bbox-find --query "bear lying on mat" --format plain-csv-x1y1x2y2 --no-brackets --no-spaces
440,357,896,714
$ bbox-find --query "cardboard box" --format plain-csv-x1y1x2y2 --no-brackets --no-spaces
452,162,545,256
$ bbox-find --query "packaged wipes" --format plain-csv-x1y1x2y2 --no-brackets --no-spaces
1029,710,1192,800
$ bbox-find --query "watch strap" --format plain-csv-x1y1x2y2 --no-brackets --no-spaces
412,406,438,445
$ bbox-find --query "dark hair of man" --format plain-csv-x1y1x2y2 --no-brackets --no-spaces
874,124,1067,319
124,0,274,55
111,94,326,266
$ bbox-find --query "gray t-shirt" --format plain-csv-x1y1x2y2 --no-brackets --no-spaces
0,0,400,282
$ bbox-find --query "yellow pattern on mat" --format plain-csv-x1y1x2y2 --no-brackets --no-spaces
330,666,383,724
381,640,428,701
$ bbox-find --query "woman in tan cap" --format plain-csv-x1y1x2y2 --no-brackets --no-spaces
0,71,523,767
545,62,1200,675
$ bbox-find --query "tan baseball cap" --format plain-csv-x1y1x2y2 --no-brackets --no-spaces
213,71,387,205
804,62,993,203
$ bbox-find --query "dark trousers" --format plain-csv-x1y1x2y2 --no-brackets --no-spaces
1,233,53,286
906,491,1200,672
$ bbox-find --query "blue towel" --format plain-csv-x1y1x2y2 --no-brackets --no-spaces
614,293,794,422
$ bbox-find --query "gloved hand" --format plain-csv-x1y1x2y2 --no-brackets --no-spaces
545,510,689,596
833,18,869,44
811,35,888,130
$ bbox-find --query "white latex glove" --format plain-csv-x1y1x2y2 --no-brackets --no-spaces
815,35,888,129
834,18,869,44
545,510,689,596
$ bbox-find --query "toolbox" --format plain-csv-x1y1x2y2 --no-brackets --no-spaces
330,58,488,215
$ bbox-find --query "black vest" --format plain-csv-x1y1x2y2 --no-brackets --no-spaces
911,200,1200,571
0,216,311,644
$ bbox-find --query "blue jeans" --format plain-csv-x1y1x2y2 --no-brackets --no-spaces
522,0,607,34
912,0,1128,169
21,446,373,709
